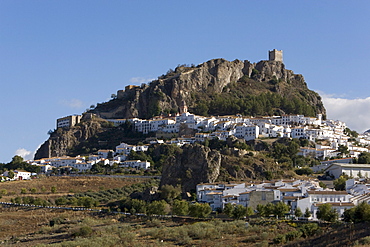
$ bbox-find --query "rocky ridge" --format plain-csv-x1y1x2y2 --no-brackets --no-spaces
91,58,326,119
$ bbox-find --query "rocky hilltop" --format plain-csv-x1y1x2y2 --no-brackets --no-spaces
35,56,326,161
90,58,326,119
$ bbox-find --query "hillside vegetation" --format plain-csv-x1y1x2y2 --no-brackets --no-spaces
90,59,325,119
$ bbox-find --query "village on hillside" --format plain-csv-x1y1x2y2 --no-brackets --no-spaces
51,102,370,172
4,105,370,221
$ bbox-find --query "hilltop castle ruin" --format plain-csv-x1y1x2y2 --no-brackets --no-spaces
269,49,283,62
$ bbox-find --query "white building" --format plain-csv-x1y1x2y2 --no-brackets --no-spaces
296,190,352,220
98,150,114,159
234,124,259,141
4,170,32,180
56,115,82,129
115,143,149,157
120,160,151,169
325,163,370,179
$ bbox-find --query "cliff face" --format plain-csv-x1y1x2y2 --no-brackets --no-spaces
159,144,222,192
34,119,107,159
158,142,296,193
91,59,326,119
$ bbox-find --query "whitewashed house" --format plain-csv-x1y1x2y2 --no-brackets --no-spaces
4,170,32,180
120,160,150,169
325,163,370,179
98,150,114,159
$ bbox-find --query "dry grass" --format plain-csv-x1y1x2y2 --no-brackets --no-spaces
0,175,149,201
0,206,89,241
0,175,150,244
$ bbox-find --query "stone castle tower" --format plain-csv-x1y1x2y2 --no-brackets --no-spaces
269,49,283,62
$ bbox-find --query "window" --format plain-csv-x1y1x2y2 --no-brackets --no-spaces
262,192,266,200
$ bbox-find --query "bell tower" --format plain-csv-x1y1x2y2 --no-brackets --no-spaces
179,101,188,114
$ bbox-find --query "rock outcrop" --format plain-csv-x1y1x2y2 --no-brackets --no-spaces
91,58,326,119
159,144,222,192
34,119,108,159
35,57,327,159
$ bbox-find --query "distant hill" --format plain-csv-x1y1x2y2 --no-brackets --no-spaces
90,58,326,119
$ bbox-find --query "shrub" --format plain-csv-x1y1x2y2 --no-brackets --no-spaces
51,186,57,193
73,226,93,237
359,236,370,245
146,219,162,228
295,167,313,176
273,234,286,244
118,231,136,245
285,230,302,241
186,222,217,239
299,223,320,238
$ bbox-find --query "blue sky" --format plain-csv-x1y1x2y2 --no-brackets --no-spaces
1,1,370,162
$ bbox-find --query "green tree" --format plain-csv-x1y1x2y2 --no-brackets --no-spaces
223,203,234,217
55,197,68,206
30,187,37,194
20,188,27,194
160,184,181,204
333,176,348,191
344,202,370,223
189,203,212,218
338,145,349,157
246,206,254,218
78,197,98,208
304,208,312,218
295,167,313,176
316,203,338,222
294,207,303,218
91,163,104,174
130,199,147,214
7,170,14,179
273,201,290,218
256,203,275,217
353,202,370,222
319,181,327,189
344,127,358,138
358,152,370,164
265,203,275,216
147,200,169,216
232,204,247,220
172,200,189,216
11,155,24,165
256,204,266,217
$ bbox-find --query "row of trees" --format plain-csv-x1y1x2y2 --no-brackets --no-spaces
0,155,41,175
256,202,290,218
118,198,212,218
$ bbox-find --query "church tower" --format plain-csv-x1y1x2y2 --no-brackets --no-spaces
179,101,188,114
